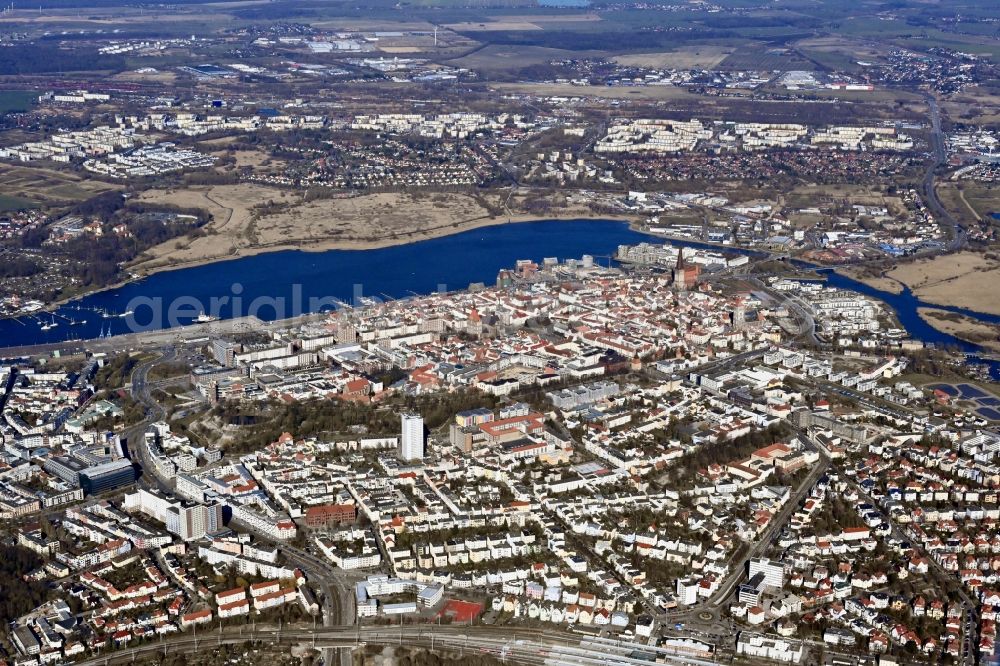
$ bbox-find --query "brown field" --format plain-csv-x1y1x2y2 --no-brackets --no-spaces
444,20,544,31
794,36,889,62
918,308,1000,353
199,136,240,148
888,251,1000,316
937,182,1000,223
449,45,591,72
0,164,118,205
490,81,710,101
612,47,735,70
227,150,280,169
936,183,985,227
835,266,903,295
942,87,1000,125
112,70,178,84
378,46,426,53
129,186,499,273
310,19,437,31
783,184,906,214
128,185,634,276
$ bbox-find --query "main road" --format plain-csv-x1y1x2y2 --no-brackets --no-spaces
126,347,177,495
922,94,967,252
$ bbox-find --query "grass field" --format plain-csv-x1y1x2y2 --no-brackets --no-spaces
937,182,1000,226
957,183,1000,222
450,45,597,72
0,90,36,114
783,184,906,213
0,164,118,206
0,193,36,211
490,81,711,101
794,36,889,66
718,46,814,71
942,88,1000,125
889,252,1000,317
612,46,735,69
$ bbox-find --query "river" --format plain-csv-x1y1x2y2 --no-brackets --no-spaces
0,219,997,379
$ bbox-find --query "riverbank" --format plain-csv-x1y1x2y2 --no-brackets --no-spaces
4,203,644,323
0,219,659,347
918,308,1000,353
831,252,1000,318
833,265,904,295
127,185,644,278
126,209,643,278
889,252,1000,317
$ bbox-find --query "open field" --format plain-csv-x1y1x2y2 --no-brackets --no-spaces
213,149,284,170
448,45,593,73
112,69,178,84
128,185,633,275
936,182,1000,224
310,17,436,30
888,251,1000,316
612,47,735,69
961,184,1000,221
444,13,600,31
490,81,712,101
0,164,118,206
719,46,814,71
918,308,1000,353
834,266,904,295
936,183,988,227
0,193,36,211
444,20,543,31
0,90,36,114
783,184,907,214
941,87,1000,125
794,36,889,63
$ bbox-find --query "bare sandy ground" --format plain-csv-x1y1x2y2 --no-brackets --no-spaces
444,14,599,31
612,47,734,70
207,148,283,170
888,252,1000,316
129,185,632,275
918,308,1000,353
444,20,544,31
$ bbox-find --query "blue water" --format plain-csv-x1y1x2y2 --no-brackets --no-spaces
0,218,997,381
0,220,651,348
823,269,1000,341
538,0,591,6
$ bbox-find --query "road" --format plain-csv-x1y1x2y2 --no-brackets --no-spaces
745,276,821,346
922,94,967,252
126,347,176,495
126,347,358,630
706,452,830,610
